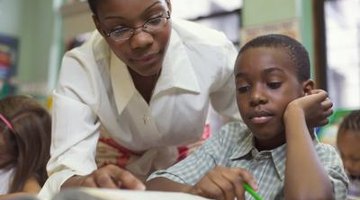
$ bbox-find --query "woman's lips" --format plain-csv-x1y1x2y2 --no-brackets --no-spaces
131,53,158,64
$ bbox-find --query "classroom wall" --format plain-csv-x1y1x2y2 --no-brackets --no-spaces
241,0,315,76
18,0,56,98
2,0,316,99
0,0,58,100
0,0,23,36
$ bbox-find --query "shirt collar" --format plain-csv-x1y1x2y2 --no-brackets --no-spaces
154,25,200,95
230,132,254,160
110,51,136,115
230,133,287,180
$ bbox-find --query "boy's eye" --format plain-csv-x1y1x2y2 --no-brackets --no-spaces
267,82,281,89
237,85,251,93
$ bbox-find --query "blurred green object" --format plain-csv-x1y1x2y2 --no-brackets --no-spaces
317,108,353,146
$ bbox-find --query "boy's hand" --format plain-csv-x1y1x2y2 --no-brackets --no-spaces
286,89,333,128
188,166,257,200
61,164,145,190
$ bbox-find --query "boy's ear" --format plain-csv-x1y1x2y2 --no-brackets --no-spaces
302,80,315,96
92,15,107,37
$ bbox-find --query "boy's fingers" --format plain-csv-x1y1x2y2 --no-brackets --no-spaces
213,173,236,200
222,172,245,200
321,98,333,110
192,175,224,199
236,169,258,190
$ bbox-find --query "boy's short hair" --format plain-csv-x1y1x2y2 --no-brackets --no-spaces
338,110,360,133
239,34,310,82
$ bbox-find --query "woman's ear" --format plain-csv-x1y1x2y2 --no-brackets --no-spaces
302,80,315,96
165,0,172,13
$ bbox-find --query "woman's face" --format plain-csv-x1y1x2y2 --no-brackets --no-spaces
94,0,172,76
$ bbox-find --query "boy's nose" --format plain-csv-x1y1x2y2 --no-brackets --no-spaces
249,86,267,106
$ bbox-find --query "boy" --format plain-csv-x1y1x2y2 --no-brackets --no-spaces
336,110,360,198
146,34,349,199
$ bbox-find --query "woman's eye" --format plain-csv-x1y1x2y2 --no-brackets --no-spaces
267,82,281,89
111,28,130,37
147,17,162,25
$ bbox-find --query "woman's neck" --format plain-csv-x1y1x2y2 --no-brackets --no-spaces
128,67,161,104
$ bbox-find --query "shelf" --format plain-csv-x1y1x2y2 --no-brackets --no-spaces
60,1,90,18
60,1,94,42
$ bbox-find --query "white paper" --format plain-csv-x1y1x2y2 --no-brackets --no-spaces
81,188,213,200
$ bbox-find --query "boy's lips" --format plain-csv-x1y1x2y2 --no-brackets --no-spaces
248,110,274,124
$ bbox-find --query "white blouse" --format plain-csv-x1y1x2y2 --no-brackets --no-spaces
0,168,14,194
39,18,240,199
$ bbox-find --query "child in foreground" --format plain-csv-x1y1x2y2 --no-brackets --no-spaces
146,34,349,199
0,95,51,198
336,110,360,199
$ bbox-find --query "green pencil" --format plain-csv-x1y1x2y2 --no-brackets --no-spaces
243,183,263,200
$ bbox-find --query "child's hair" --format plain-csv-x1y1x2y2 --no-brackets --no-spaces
0,95,51,193
239,34,310,82
338,110,360,134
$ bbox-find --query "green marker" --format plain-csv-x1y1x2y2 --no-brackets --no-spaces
243,183,263,200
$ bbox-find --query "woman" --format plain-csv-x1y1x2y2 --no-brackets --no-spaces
39,0,240,198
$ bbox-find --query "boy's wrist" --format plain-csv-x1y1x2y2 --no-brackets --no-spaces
283,103,304,122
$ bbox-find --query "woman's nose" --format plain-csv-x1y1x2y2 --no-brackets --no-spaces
129,30,153,50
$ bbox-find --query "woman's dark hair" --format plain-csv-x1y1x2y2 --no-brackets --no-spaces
88,0,98,15
238,34,310,82
0,95,51,193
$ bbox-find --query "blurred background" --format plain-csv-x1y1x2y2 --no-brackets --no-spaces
0,0,359,144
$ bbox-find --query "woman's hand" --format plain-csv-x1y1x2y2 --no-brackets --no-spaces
188,166,257,200
62,164,145,190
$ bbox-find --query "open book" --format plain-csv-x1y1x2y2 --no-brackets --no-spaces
51,188,212,200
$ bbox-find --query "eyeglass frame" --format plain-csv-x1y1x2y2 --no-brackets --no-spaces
102,11,171,42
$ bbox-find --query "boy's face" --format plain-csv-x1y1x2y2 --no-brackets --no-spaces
337,130,360,178
93,0,171,76
234,47,308,150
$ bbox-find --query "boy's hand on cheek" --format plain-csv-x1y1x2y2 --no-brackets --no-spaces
188,166,257,200
285,89,333,128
